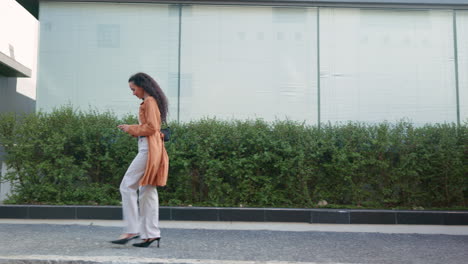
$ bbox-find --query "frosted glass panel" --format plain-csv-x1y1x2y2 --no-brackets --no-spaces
320,9,457,125
457,11,468,123
180,6,318,123
37,3,179,119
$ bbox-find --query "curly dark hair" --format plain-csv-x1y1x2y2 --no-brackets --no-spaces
128,72,168,123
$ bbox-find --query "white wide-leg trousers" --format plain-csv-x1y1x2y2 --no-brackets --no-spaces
120,137,161,239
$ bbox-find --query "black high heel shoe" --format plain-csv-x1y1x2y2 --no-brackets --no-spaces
110,234,140,244
132,237,161,248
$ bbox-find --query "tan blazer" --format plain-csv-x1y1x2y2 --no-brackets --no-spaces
127,96,169,186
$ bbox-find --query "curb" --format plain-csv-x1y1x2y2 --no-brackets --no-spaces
0,255,328,264
0,205,467,225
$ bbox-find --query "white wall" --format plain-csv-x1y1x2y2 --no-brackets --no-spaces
37,2,179,119
37,2,462,125
180,6,318,123
38,3,318,123
320,9,457,125
457,11,468,123
0,0,39,100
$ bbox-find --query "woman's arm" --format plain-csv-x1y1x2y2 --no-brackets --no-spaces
124,99,160,137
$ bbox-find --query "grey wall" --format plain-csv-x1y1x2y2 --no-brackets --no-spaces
0,75,36,163
0,75,35,202
0,76,36,114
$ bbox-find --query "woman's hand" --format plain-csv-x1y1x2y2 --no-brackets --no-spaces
118,124,130,133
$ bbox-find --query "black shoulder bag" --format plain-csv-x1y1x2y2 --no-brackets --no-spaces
161,122,171,142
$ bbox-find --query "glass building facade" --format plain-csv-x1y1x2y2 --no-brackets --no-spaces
36,1,468,125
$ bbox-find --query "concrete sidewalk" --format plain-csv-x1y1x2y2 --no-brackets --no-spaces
1,219,468,235
0,220,467,264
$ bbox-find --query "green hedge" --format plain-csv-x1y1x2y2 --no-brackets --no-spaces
0,106,466,209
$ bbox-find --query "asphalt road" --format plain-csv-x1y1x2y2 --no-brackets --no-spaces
0,223,467,264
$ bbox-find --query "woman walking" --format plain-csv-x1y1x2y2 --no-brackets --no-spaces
111,72,169,248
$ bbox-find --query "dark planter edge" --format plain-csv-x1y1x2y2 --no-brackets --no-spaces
0,205,466,225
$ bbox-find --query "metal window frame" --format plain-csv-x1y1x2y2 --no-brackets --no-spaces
38,0,468,10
